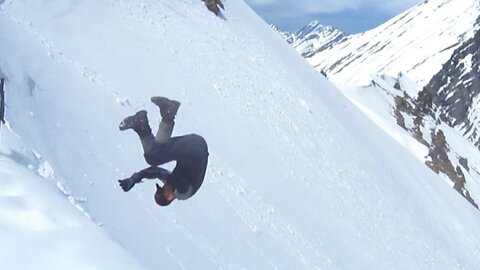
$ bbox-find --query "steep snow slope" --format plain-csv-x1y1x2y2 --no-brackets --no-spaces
1,0,480,269
307,0,479,87
337,75,480,207
0,125,145,270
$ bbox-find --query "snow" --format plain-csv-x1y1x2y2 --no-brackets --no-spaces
334,71,480,202
290,22,344,56
307,0,479,87
0,125,145,270
1,0,480,269
398,72,421,98
336,82,429,162
441,124,480,198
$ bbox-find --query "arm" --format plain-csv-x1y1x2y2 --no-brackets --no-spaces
136,166,171,183
118,166,171,192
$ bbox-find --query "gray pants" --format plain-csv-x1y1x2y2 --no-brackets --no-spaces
139,120,173,154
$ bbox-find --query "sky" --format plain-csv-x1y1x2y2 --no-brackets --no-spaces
244,0,423,33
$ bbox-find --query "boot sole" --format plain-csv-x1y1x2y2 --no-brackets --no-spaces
119,110,147,131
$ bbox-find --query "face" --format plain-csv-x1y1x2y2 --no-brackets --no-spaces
162,183,176,201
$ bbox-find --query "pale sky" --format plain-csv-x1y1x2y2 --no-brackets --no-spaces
244,0,423,33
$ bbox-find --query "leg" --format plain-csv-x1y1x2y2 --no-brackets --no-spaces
140,133,156,153
151,96,181,144
144,134,208,166
119,110,156,153
155,120,174,144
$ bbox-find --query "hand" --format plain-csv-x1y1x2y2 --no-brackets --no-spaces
118,178,136,192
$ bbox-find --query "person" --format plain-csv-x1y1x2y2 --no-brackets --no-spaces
202,0,224,15
118,97,209,206
0,78,5,124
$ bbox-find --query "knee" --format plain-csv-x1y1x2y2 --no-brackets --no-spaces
143,151,158,166
191,134,209,157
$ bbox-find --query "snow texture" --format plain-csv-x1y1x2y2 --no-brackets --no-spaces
0,125,145,270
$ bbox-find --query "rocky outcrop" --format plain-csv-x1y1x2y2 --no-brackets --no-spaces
386,77,479,208
424,25,480,148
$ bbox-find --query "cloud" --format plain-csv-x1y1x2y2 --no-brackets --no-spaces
245,0,422,17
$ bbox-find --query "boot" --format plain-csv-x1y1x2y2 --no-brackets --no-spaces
150,96,181,123
119,110,152,137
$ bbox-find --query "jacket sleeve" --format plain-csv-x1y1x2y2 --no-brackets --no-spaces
137,166,171,183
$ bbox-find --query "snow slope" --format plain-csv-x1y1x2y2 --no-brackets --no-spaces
1,0,480,269
336,75,480,206
0,125,145,270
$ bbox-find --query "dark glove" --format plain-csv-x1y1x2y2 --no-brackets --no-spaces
118,172,142,192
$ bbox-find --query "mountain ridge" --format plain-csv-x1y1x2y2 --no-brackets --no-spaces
276,0,480,207
272,20,346,58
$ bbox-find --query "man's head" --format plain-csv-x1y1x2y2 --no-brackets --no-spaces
154,183,176,206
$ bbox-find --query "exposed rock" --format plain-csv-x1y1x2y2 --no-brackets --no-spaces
425,26,480,148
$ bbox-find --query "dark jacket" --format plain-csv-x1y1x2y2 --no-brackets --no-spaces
144,134,209,199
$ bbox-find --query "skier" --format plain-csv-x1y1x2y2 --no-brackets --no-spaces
202,0,224,15
118,97,209,206
0,78,5,124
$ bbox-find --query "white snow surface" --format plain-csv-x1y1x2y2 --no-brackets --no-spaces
335,80,429,163
0,126,145,270
336,74,480,203
1,0,480,269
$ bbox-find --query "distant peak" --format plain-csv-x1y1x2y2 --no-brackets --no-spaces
297,20,341,35
270,24,279,31
308,20,322,27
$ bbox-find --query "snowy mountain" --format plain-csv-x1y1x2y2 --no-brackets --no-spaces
303,0,479,86
425,26,480,148
2,0,480,269
272,21,346,58
279,0,480,208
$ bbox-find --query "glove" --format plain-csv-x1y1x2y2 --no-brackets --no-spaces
118,173,142,192
118,178,135,192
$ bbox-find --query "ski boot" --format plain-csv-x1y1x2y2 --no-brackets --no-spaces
119,110,151,135
150,96,181,122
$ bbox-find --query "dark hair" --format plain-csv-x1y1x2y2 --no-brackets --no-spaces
154,186,173,207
